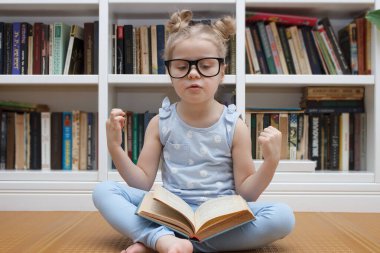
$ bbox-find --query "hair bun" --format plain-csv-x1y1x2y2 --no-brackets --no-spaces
166,9,193,34
212,16,236,41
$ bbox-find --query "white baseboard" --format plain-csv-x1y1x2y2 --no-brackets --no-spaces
1,190,380,212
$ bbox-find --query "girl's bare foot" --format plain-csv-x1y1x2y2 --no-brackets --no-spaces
156,235,193,253
121,242,156,253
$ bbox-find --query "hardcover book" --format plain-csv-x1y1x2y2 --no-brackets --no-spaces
136,185,255,242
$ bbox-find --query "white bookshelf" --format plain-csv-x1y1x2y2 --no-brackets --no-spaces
0,0,379,212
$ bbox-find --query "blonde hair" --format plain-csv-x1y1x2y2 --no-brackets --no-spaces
164,10,236,60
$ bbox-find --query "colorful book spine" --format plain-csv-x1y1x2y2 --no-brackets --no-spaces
62,112,72,170
12,22,21,75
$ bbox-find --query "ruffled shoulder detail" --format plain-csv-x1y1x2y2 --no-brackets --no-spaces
225,104,237,123
159,97,172,119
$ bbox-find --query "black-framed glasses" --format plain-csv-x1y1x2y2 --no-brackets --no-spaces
164,57,224,79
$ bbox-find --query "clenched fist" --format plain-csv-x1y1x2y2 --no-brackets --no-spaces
258,126,282,163
106,108,126,150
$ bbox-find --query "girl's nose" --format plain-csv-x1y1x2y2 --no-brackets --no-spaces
187,66,201,79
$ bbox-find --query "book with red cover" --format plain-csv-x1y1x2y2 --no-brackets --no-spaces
246,12,318,27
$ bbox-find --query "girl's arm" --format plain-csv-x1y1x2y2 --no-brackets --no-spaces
232,119,282,201
107,110,162,191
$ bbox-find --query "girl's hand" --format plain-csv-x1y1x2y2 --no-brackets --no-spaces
258,126,282,163
106,108,126,150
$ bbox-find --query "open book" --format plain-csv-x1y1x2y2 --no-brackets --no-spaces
136,185,255,242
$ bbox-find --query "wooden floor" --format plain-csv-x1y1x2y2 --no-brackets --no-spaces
0,212,379,253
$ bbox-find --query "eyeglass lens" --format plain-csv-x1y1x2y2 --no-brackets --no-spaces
168,58,220,78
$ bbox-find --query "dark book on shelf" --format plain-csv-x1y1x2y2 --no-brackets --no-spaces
256,22,276,74
6,112,15,169
33,23,43,75
20,22,30,75
11,22,21,75
309,114,321,170
123,25,134,74
64,25,84,75
51,112,62,170
156,24,166,74
329,114,340,170
84,22,94,75
0,111,7,169
0,22,4,74
94,21,99,74
29,112,41,170
4,23,13,74
277,25,296,74
116,25,123,74
318,18,350,75
249,24,269,74
300,26,324,74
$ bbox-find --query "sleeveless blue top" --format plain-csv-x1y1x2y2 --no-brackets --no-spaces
158,97,240,205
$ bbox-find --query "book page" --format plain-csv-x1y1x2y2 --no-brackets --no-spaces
153,186,195,229
194,195,253,231
136,192,194,236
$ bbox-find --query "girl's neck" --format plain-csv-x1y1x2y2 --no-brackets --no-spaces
176,99,223,128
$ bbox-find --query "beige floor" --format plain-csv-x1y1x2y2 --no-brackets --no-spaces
0,212,379,253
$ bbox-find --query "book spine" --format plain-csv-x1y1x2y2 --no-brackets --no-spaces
84,22,94,74
51,112,62,170
123,25,134,74
288,113,297,160
20,23,29,75
0,22,4,74
62,112,72,170
116,25,123,74
71,110,80,171
319,18,350,74
309,114,321,170
12,22,21,75
339,113,349,171
257,22,276,74
0,112,6,169
94,21,99,74
79,112,88,170
87,112,93,170
265,24,283,74
278,25,296,74
29,112,41,170
4,23,13,74
6,112,15,169
33,23,42,75
41,112,51,171
156,24,165,74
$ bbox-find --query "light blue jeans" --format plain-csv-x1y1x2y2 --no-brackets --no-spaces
92,180,295,252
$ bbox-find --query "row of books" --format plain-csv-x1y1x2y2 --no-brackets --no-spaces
112,111,156,169
0,21,99,75
112,22,236,75
246,110,366,171
245,12,371,75
0,110,98,171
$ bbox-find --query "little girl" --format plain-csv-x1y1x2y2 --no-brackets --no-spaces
93,10,295,253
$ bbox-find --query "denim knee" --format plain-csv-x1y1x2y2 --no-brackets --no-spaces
92,180,118,208
274,202,295,238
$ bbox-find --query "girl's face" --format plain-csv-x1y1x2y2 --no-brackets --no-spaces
169,37,225,105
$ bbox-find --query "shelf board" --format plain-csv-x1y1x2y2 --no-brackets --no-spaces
245,75,375,87
0,75,98,85
0,1,99,16
109,0,235,17
0,170,98,181
108,74,236,87
108,167,375,184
